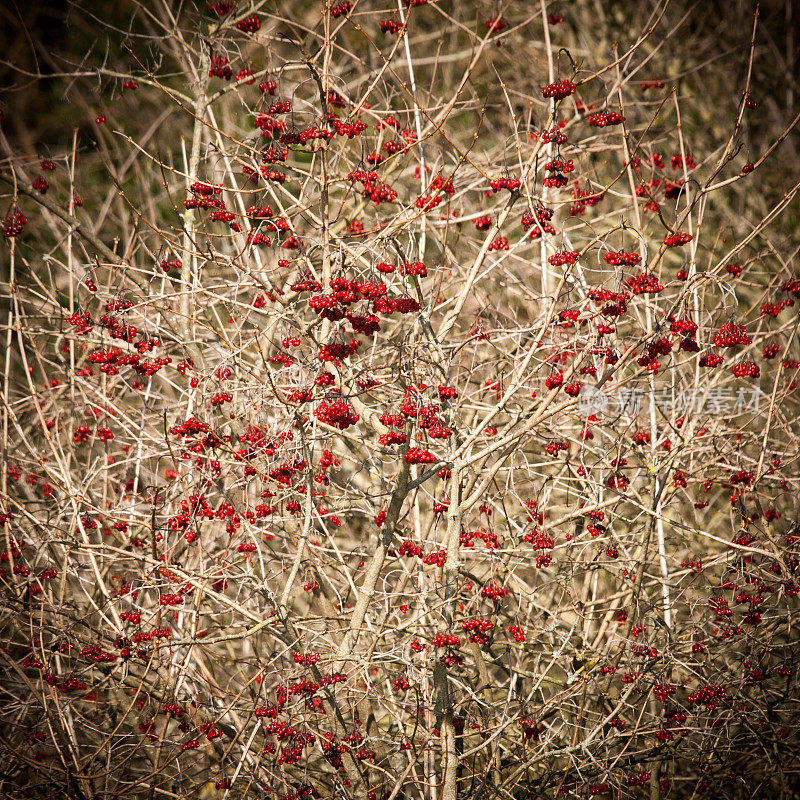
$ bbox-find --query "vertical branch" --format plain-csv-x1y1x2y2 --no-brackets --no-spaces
398,0,427,260
438,463,463,800
180,47,211,345
539,0,555,298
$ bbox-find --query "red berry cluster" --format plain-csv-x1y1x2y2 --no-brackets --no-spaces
537,126,568,144
461,617,494,633
246,205,273,221
209,56,233,80
329,117,368,139
263,169,286,184
603,250,641,266
480,582,510,601
289,277,322,294
416,194,442,211
671,153,696,170
247,232,271,246
267,100,291,115
330,2,353,17
313,399,359,430
3,209,28,238
607,473,630,491
686,684,726,708
653,683,676,702
626,273,663,294
547,251,580,267
292,652,321,666
253,114,287,140
587,111,625,127
380,18,404,34
422,548,447,567
544,159,574,174
309,279,387,322
183,193,224,211
459,528,499,549
404,447,436,464
669,317,697,336
159,593,184,606
317,339,360,361
729,470,754,486
381,141,405,157
545,441,568,456
260,147,287,166
508,625,526,642
545,370,563,389
208,210,235,223
713,322,751,348
399,261,427,277
760,299,794,317
570,184,605,216
59,678,88,693
731,361,759,378
346,219,364,234
489,177,521,193
236,15,261,32
488,235,508,251
160,257,181,272
523,529,554,554
360,178,396,205
543,158,575,188
542,174,566,189
346,170,378,184
431,632,460,648
66,310,93,335
396,540,421,558
170,417,211,438
190,179,222,196
663,231,692,247
325,90,346,110
372,296,421,315
699,353,724,367
72,426,91,443
540,80,576,100
423,173,455,199
522,205,556,238
280,127,333,146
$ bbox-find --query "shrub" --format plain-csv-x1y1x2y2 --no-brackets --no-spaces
1,1,799,798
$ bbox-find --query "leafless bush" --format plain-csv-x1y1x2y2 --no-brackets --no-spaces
1,1,799,798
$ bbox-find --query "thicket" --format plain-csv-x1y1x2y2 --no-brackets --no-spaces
1,2,799,799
